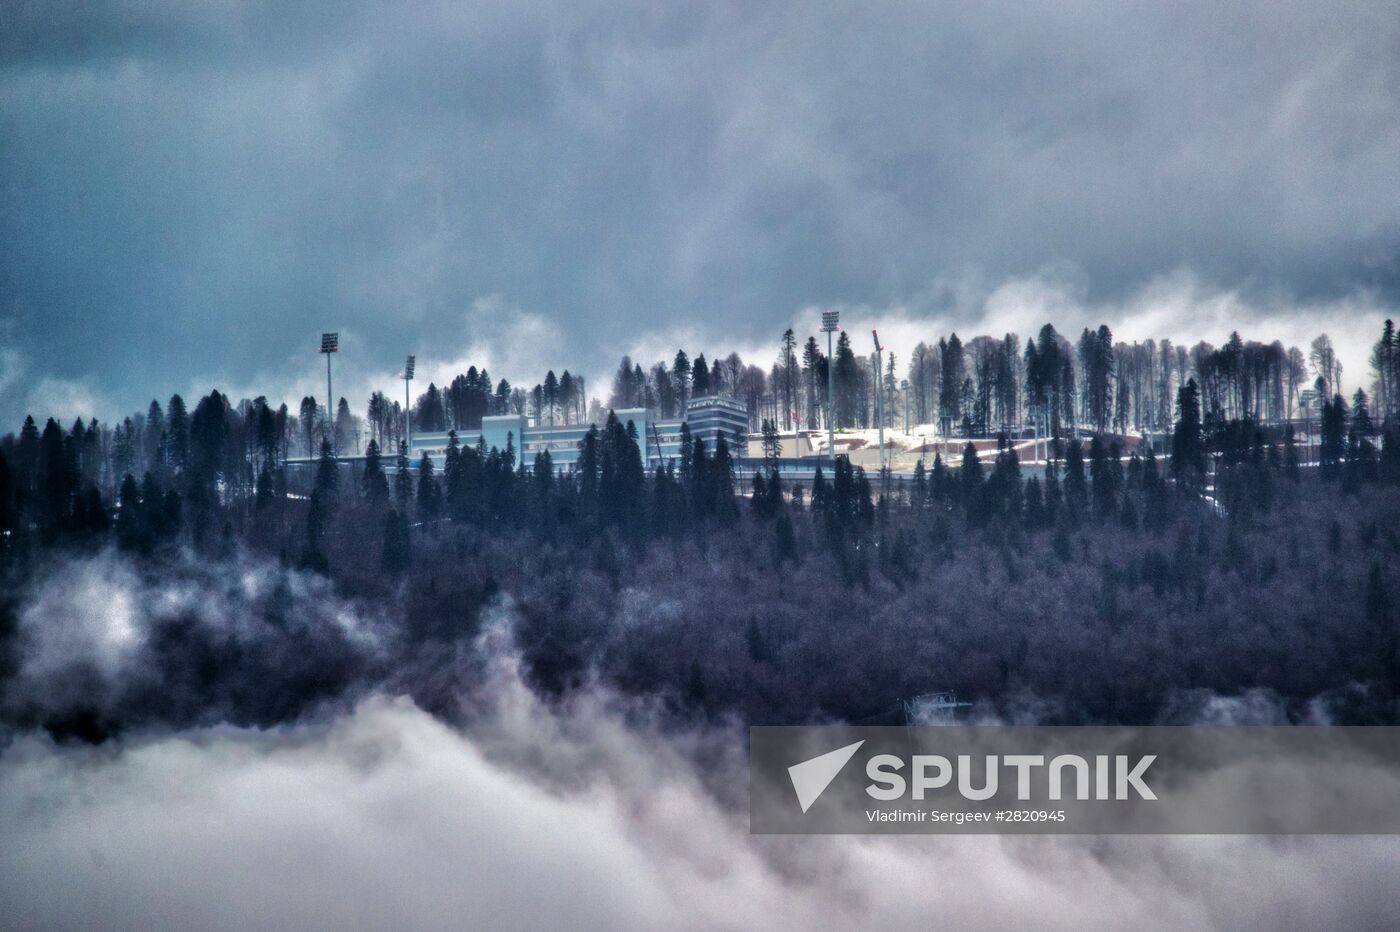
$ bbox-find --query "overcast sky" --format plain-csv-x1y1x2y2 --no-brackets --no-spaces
2,1,1398,427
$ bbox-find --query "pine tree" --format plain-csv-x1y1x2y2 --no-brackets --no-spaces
143,400,166,476
37,418,72,542
960,442,983,511
442,431,464,519
692,355,711,397
299,396,319,458
393,441,413,509
711,433,737,523
334,397,355,454
1319,394,1347,480
810,462,827,511
314,437,338,496
416,450,441,520
931,453,948,505
115,473,143,551
362,438,389,505
751,471,768,516
1171,378,1206,491
779,328,799,430
673,350,692,406
833,332,860,428
761,419,781,461
577,425,601,519
166,394,190,472
188,390,229,495
766,467,784,515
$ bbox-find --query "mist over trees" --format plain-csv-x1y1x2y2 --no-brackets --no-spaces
0,320,1397,742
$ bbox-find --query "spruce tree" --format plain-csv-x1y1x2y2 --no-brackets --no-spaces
393,441,413,509
1319,394,1347,480
299,396,319,458
1171,379,1206,491
960,442,983,510
766,467,784,515
362,438,389,505
417,450,441,520
166,394,190,472
115,473,143,551
810,462,827,511
37,418,71,542
314,437,338,496
711,433,738,524
381,508,411,573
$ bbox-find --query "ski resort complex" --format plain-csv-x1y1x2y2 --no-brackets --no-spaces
408,394,750,471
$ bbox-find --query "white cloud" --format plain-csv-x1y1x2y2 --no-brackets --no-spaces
1,606,1398,931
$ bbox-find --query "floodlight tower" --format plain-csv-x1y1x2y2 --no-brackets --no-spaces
821,310,840,466
319,332,339,453
402,353,416,458
872,330,885,471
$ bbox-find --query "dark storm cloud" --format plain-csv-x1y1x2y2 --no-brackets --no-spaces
2,1,1398,426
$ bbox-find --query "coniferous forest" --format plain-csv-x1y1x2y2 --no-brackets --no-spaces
2,320,1399,742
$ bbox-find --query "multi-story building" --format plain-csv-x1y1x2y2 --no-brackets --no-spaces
408,396,747,471
683,394,749,452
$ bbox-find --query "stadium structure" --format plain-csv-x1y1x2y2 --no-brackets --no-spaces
408,395,749,471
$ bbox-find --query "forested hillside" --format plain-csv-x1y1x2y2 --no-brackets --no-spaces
1,321,1398,741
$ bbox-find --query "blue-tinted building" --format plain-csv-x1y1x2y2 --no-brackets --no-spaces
408,396,747,472
683,395,749,451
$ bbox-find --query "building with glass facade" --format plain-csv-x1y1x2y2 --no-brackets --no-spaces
408,396,747,472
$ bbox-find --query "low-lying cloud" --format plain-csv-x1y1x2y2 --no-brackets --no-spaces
1,551,1398,930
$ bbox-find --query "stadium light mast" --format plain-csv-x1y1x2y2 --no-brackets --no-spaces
319,332,339,453
821,309,840,466
872,330,885,472
402,353,416,459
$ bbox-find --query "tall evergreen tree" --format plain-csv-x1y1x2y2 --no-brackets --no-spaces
166,394,190,472
417,450,441,520
673,350,692,406
1171,378,1206,491
1319,393,1348,480
692,354,711,397
393,441,413,510
362,438,389,505
299,396,319,458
